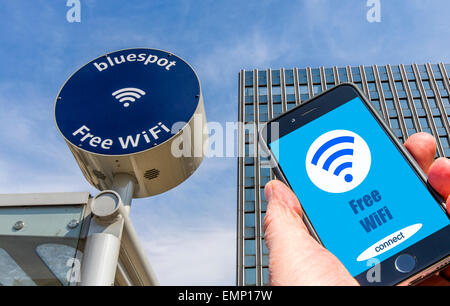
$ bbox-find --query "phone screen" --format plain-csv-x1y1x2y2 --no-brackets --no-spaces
269,96,449,277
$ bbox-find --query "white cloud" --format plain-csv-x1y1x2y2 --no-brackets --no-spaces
195,29,289,87
129,156,237,285
140,221,235,285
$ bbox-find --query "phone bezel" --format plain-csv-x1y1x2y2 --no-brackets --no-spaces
259,83,450,286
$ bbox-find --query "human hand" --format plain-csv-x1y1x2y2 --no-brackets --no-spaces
263,132,450,286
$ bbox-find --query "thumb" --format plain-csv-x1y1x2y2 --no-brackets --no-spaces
263,180,305,232
263,180,357,286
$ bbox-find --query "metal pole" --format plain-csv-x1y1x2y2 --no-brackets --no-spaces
119,204,160,285
79,232,121,285
111,173,135,213
113,173,159,285
80,174,135,286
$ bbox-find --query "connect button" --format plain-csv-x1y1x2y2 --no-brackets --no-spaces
357,224,422,262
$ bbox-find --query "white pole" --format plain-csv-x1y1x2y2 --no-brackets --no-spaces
111,173,135,213
80,174,135,286
79,233,121,286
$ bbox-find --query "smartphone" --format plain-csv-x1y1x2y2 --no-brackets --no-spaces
259,83,450,286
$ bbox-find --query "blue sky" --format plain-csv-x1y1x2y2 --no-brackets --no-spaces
1,0,450,285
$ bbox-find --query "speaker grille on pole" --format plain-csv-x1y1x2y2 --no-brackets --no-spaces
144,169,160,180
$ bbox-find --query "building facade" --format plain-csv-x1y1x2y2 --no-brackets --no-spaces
236,63,450,286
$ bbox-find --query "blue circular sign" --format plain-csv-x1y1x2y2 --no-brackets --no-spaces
55,48,201,155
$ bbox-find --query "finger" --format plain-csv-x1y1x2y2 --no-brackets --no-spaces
416,274,450,286
427,157,450,214
404,132,436,174
264,180,303,220
263,180,309,249
428,158,450,277
263,180,305,238
442,266,450,280
263,180,357,285
448,195,450,216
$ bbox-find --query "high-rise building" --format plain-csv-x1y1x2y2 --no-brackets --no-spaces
236,63,450,286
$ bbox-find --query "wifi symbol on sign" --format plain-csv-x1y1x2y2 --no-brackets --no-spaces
311,136,355,183
112,88,146,108
305,130,371,193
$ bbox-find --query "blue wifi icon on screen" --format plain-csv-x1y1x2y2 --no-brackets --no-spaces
311,136,355,183
306,130,372,193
